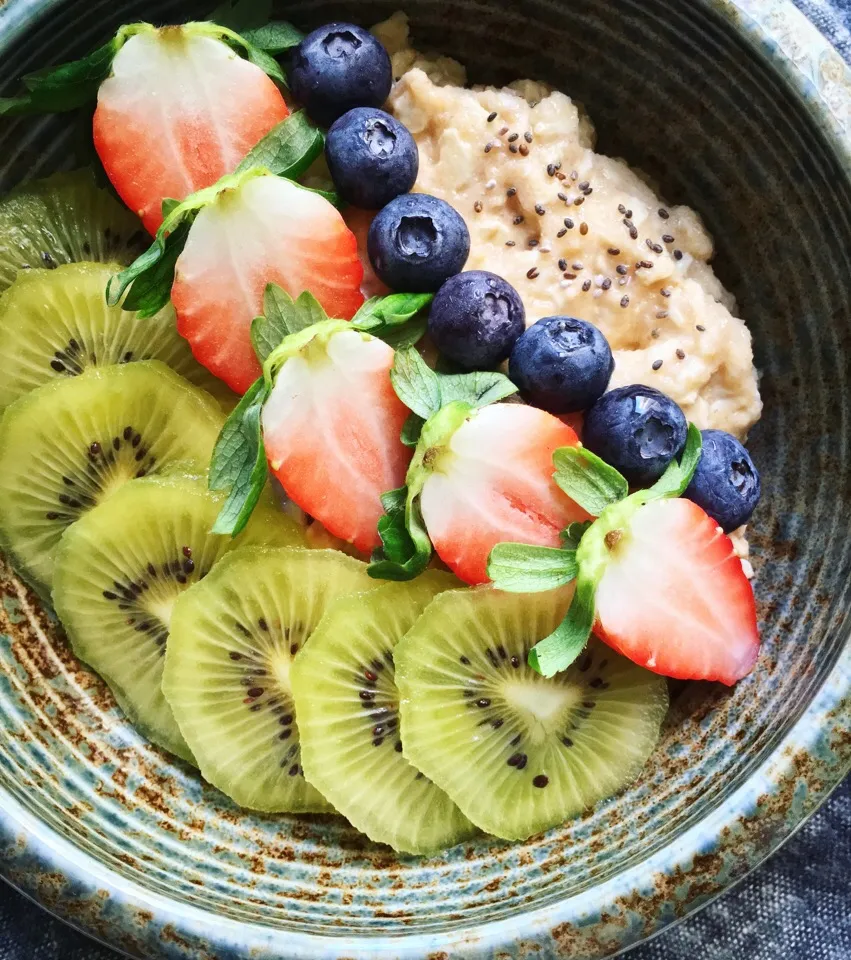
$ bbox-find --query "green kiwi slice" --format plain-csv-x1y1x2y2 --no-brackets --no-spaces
0,170,147,293
163,547,377,812
51,474,303,763
0,262,228,411
291,574,478,854
395,587,669,841
0,361,224,591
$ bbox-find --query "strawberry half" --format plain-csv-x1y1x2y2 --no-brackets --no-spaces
418,404,590,585
172,174,364,394
94,26,289,234
592,497,759,684
261,323,410,553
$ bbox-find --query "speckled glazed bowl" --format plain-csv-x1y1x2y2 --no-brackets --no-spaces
0,0,849,957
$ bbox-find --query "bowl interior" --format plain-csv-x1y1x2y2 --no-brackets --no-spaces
0,0,849,949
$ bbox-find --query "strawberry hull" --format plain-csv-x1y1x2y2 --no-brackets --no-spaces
94,27,289,234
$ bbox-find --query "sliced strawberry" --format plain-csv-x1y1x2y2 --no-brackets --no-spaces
94,27,289,234
262,326,410,553
172,175,364,394
419,404,591,585
593,497,759,684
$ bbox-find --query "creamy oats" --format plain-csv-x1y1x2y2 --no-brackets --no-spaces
373,13,763,444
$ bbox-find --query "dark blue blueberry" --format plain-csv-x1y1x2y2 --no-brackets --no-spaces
685,429,761,532
508,316,613,413
326,108,418,209
584,384,688,486
428,271,525,369
289,23,392,127
367,194,470,292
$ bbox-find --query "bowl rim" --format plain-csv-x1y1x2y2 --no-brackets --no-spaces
0,0,849,957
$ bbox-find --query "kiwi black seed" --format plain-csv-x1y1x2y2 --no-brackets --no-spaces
0,170,147,293
0,361,225,590
0,262,229,410
163,547,377,812
395,586,669,841
291,574,478,854
51,475,303,763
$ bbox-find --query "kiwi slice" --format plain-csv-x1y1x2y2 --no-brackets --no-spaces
0,170,147,293
0,361,224,591
51,474,302,762
395,588,669,841
163,547,376,812
0,262,229,410
291,574,478,854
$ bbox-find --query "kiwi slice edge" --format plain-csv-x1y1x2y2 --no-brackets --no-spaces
395,586,670,842
292,573,479,855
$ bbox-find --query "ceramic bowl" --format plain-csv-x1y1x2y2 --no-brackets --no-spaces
0,0,849,957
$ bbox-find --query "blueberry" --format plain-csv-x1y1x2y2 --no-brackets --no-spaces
685,429,760,532
428,272,525,369
367,194,470,292
509,316,613,413
584,384,688,486
289,23,392,127
326,108,418,209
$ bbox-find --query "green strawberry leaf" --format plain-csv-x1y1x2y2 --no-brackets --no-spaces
400,412,425,448
209,377,270,536
241,22,304,54
390,348,442,420
368,486,433,581
390,347,518,424
121,221,190,316
353,293,433,336
642,423,703,501
207,0,272,31
161,197,181,219
251,284,329,361
236,111,323,178
560,520,593,549
438,369,518,409
527,575,596,676
552,446,629,517
0,24,149,116
487,543,578,593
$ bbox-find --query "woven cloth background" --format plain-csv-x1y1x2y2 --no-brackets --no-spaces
0,0,849,956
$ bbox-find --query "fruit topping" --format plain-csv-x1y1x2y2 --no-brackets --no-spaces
429,270,525,370
395,586,669,841
163,546,376,811
0,262,226,411
326,107,419,209
93,25,289,233
292,573,478,853
261,323,411,553
170,173,364,394
368,193,470,292
52,475,302,763
684,429,761,532
0,170,147,293
289,23,393,127
583,384,687,486
591,497,760,684
0,362,224,590
488,426,760,684
509,316,614,414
